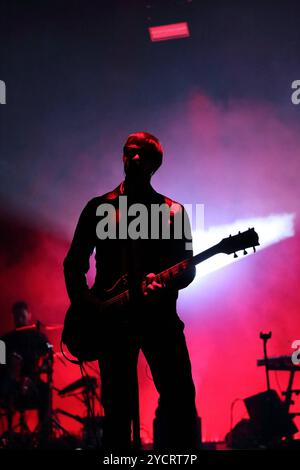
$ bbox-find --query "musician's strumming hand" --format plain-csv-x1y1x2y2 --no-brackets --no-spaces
144,272,165,297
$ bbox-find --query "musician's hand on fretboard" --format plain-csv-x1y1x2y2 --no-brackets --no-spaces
143,272,165,297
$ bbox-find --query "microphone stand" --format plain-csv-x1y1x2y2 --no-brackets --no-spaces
260,331,272,391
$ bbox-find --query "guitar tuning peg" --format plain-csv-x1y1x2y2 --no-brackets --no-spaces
253,246,256,253
243,249,248,255
234,252,238,258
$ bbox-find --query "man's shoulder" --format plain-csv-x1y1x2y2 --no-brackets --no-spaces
84,186,185,215
84,185,122,209
153,191,184,215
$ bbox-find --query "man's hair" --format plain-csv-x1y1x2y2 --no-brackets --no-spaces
12,301,28,314
123,131,163,174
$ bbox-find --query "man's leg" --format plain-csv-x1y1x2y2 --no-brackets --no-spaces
98,325,140,451
141,316,199,451
37,380,51,445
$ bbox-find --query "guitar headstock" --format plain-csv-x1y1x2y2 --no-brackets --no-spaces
219,228,259,257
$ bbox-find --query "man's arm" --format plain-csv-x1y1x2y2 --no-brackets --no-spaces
170,204,196,290
144,205,195,297
63,200,99,306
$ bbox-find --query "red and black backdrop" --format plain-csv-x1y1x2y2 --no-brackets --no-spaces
1,0,300,443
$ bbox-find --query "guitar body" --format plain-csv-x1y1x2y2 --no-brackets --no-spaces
62,274,129,362
62,304,101,362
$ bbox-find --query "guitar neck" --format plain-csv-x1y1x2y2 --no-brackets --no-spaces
103,246,217,309
96,227,259,308
104,244,221,308
154,244,220,286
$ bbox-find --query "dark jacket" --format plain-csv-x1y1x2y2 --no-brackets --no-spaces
63,182,195,321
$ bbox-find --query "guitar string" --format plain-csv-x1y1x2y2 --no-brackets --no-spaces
104,258,194,307
103,231,256,307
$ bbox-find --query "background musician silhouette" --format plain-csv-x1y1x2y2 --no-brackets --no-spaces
0,301,51,442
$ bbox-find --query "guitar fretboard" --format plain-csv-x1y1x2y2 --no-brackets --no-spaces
153,245,220,287
104,244,221,308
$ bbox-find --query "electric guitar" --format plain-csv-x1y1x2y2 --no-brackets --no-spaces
62,228,259,362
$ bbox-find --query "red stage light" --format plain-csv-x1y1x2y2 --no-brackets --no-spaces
149,22,190,42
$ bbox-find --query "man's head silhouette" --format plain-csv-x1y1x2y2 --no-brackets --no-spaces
123,132,163,180
12,301,31,328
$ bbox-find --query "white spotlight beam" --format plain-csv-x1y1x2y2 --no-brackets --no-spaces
191,213,295,281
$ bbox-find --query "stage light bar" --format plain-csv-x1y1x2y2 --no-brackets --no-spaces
149,22,190,42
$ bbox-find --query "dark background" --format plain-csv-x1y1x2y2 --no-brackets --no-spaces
0,0,300,442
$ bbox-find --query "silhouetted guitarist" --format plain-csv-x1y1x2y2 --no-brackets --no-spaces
63,132,199,450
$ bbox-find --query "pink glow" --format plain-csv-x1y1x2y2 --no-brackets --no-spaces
1,91,300,444
149,22,190,42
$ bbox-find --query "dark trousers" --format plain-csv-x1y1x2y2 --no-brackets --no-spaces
98,312,199,451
